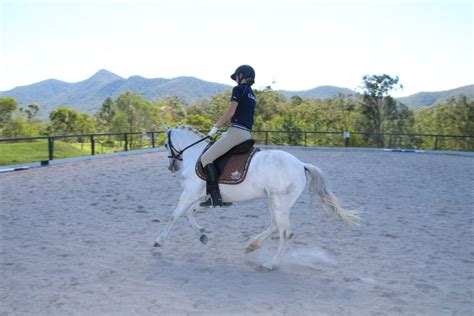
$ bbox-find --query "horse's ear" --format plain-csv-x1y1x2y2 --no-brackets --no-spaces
162,124,170,132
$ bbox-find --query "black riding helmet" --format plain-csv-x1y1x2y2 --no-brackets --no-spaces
230,65,255,84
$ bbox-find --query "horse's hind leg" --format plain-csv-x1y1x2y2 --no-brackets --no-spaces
246,219,276,253
261,195,294,271
246,204,277,253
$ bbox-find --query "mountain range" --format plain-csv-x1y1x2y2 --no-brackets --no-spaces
0,70,230,117
396,85,474,108
1,69,472,117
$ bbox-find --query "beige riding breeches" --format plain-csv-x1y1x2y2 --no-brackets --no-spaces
200,127,251,167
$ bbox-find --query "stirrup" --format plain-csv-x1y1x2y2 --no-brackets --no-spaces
199,196,232,208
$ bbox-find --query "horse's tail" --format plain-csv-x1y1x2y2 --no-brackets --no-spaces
304,163,361,227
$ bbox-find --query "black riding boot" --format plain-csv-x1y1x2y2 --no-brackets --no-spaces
200,163,223,207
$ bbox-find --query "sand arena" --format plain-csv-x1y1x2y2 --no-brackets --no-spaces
1,147,473,315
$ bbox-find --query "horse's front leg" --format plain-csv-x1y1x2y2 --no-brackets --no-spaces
187,206,209,245
154,192,197,247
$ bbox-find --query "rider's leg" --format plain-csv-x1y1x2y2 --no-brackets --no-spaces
200,127,251,166
200,127,250,207
199,163,223,207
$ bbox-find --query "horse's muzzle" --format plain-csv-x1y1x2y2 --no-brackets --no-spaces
168,159,180,173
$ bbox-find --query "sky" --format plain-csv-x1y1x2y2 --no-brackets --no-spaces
0,0,472,97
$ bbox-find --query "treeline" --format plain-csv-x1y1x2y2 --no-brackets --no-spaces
1,74,473,150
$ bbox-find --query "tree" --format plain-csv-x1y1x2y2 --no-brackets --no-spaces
0,99,42,138
199,93,229,124
76,113,96,134
2,117,40,138
96,97,115,131
113,92,156,133
4,103,42,138
48,106,81,135
114,92,141,132
360,74,403,147
414,95,474,150
450,95,474,137
21,103,40,120
281,112,304,145
0,97,18,129
254,89,286,122
180,114,212,131
290,95,303,107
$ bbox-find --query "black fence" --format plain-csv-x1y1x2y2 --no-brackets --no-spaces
0,130,472,166
252,130,474,152
0,132,166,166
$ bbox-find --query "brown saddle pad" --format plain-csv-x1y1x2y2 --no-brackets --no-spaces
196,144,260,185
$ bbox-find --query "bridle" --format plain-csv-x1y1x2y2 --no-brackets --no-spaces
166,129,210,162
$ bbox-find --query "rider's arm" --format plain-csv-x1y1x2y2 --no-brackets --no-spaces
215,101,238,128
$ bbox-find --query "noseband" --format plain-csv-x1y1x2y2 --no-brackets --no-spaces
167,129,210,162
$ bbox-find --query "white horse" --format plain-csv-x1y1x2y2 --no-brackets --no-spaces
155,126,360,271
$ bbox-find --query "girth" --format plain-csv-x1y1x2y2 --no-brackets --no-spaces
196,139,260,184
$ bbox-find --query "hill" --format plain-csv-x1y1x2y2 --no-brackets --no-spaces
279,85,356,99
0,70,232,117
397,85,474,108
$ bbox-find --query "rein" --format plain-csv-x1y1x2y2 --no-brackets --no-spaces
167,129,210,161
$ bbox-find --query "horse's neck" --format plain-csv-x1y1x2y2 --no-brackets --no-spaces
182,142,206,162
175,130,207,165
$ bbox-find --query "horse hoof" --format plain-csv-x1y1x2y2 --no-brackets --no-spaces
200,234,208,245
245,243,261,253
260,262,278,271
153,242,162,247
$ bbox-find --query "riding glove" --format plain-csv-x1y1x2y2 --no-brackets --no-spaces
208,126,218,137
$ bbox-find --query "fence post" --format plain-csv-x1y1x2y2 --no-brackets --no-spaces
48,137,54,160
265,131,268,145
434,136,438,150
124,133,128,151
304,133,307,147
151,132,156,148
90,135,95,156
343,131,351,147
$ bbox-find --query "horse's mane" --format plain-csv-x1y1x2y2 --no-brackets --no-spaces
174,125,206,138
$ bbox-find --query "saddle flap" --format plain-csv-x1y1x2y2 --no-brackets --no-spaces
196,140,260,185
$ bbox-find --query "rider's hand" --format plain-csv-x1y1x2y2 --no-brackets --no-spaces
208,126,218,137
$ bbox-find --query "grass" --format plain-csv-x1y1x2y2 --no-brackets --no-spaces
0,140,88,166
0,138,158,166
70,142,118,155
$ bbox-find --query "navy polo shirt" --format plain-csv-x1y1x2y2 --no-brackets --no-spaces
230,84,256,130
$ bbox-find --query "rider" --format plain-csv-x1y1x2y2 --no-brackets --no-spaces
200,65,257,207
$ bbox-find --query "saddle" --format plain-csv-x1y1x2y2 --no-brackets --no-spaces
196,139,260,184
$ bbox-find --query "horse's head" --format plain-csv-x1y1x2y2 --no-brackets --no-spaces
163,125,209,173
164,126,182,173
